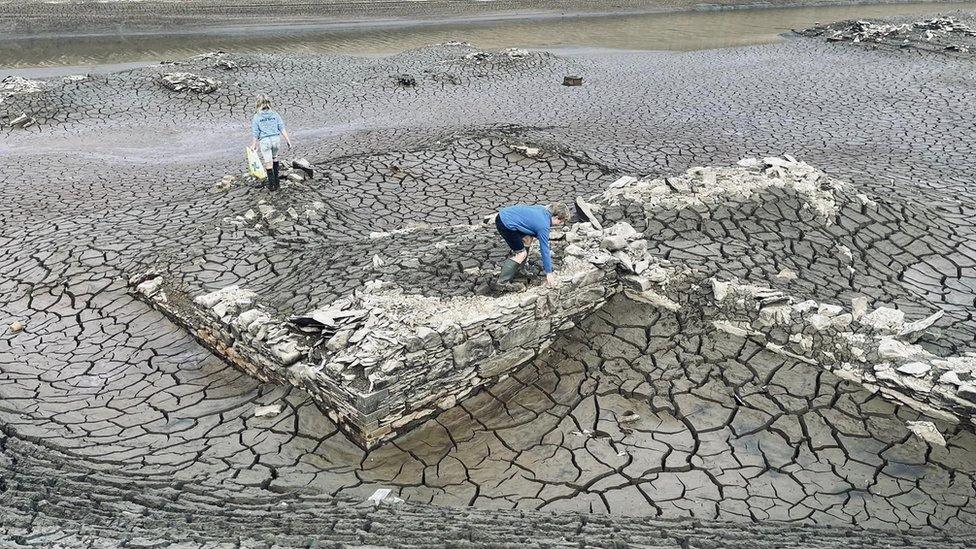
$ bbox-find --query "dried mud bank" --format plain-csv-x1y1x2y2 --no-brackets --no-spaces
3,38,976,545
4,434,974,549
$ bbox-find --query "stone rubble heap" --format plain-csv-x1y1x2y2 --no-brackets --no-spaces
0,76,44,103
707,278,973,431
159,72,219,94
462,47,531,63
807,16,976,53
601,156,841,221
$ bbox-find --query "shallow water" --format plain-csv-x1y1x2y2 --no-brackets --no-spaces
1,1,975,75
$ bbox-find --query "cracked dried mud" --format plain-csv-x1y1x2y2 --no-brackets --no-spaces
2,17,976,548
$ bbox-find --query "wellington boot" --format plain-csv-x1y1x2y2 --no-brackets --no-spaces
498,258,522,284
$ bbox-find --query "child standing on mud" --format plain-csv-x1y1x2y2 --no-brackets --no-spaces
250,95,292,191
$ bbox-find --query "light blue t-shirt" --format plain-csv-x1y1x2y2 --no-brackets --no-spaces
252,109,284,139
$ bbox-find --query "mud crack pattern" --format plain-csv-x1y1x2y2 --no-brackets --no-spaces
1,36,976,545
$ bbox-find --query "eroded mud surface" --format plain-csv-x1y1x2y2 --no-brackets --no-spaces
2,34,976,545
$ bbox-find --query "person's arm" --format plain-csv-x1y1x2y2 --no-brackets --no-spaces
277,114,291,148
538,226,553,275
250,117,259,149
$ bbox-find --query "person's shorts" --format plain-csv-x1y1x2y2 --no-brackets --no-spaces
495,215,526,252
259,135,281,165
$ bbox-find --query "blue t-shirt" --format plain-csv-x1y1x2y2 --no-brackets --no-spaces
252,109,284,139
499,205,554,273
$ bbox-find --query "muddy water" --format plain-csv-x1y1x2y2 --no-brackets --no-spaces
1,2,975,75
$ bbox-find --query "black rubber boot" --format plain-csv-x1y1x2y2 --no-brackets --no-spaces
267,164,280,191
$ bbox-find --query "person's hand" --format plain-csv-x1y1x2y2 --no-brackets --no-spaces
546,273,557,285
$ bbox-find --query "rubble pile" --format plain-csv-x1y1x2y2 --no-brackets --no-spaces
159,72,219,93
0,76,43,102
706,278,973,431
601,155,842,221
461,47,531,63
802,15,976,53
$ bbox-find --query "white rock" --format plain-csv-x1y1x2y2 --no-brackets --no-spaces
254,404,283,417
601,235,628,252
856,193,878,208
793,300,819,313
939,370,963,386
808,314,833,331
861,307,905,333
712,279,731,302
877,338,933,362
609,222,639,240
896,362,931,377
775,268,797,281
851,296,869,320
905,420,946,446
608,175,639,189
898,310,944,343
836,244,854,263
712,321,754,338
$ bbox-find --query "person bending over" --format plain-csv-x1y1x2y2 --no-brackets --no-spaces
250,95,292,191
495,202,571,285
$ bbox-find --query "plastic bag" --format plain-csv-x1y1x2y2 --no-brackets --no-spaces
246,147,267,180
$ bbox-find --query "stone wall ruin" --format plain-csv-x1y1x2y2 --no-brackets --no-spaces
133,157,974,448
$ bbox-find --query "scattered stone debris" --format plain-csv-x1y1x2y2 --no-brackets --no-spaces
801,15,976,54
775,268,798,281
8,321,24,333
366,488,404,506
395,74,417,88
463,51,492,62
512,145,541,157
0,76,44,102
905,420,947,446
211,174,236,193
254,404,283,417
607,156,843,221
504,47,529,59
9,113,36,129
563,75,583,86
618,410,640,423
460,47,538,64
215,59,239,70
159,72,219,93
292,158,314,179
708,276,973,425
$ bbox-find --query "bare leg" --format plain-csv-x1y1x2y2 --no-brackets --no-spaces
512,249,528,264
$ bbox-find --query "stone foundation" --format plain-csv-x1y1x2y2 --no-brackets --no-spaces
133,157,975,448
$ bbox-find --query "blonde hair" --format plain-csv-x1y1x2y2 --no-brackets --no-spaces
548,203,571,222
255,94,272,111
